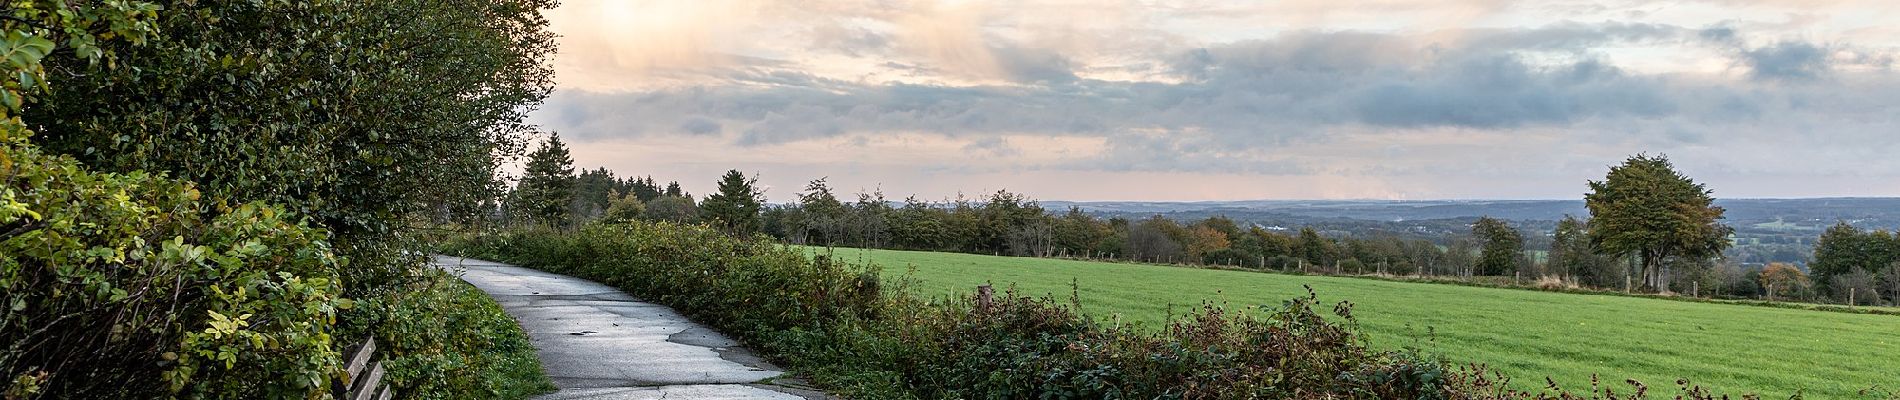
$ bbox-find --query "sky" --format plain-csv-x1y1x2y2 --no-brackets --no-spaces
527,0,1900,202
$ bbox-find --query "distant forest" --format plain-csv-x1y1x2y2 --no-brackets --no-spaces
494,138,1900,306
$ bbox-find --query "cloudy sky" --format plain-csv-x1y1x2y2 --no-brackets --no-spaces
529,0,1900,202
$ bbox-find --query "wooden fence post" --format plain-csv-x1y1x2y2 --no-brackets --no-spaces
976,284,994,312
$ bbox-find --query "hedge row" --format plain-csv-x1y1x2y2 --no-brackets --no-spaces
441,221,1770,399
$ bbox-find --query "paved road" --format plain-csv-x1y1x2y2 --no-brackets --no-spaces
436,256,828,400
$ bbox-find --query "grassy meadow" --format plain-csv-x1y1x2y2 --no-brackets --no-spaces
808,246,1900,399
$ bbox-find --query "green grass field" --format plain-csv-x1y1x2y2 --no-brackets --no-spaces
809,246,1900,398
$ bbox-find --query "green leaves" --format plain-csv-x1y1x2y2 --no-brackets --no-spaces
0,31,55,112
0,31,55,72
2,0,552,396
1584,154,1732,291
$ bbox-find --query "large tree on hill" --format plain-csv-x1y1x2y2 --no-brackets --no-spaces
512,134,575,226
1585,154,1733,292
1471,217,1524,276
700,170,764,236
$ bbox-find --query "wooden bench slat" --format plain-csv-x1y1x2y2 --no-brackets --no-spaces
343,338,376,381
374,384,394,400
347,361,386,400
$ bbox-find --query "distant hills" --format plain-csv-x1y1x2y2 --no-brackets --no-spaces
1042,198,1900,232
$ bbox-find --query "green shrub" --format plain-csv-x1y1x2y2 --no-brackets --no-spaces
347,270,554,400
2,129,348,398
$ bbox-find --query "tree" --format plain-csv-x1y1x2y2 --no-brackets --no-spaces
1549,216,1586,281
1584,154,1733,292
1829,270,1879,305
571,168,622,221
511,134,576,226
644,196,699,223
796,178,848,246
1126,216,1185,263
1471,217,1524,276
1184,226,1232,264
602,190,646,222
1054,207,1112,257
630,176,663,202
889,196,948,250
1811,222,1900,293
1759,262,1811,301
28,0,558,292
850,189,896,248
700,170,764,236
979,190,1044,255
1879,263,1900,306
1296,228,1334,267
1444,238,1478,277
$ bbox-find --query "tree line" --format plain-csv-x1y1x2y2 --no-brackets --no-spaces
501,142,1900,304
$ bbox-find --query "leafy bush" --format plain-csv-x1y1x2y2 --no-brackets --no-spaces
2,130,348,398
4,1,556,398
347,270,554,399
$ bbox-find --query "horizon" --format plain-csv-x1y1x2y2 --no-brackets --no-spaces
752,196,1900,206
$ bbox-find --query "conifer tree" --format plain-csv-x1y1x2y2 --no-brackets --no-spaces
512,133,575,226
700,170,764,235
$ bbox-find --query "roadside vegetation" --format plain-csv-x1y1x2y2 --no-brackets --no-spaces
445,223,1457,398
473,128,1898,399
2,1,556,398
440,221,1864,399
815,246,1900,399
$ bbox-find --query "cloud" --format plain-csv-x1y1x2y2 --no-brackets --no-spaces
1347,56,1675,128
530,4,1900,198
1741,41,1832,80
540,22,1890,151
961,137,1020,157
1700,24,1897,81
680,117,723,135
